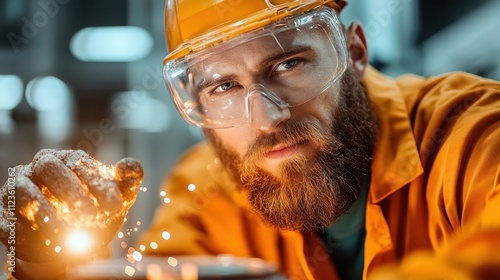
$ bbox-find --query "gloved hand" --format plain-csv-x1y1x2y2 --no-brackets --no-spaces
0,149,143,263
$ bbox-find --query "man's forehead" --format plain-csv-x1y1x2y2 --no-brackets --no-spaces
201,30,294,58
190,27,326,69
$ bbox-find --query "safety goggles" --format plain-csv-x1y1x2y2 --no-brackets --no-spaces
164,7,348,128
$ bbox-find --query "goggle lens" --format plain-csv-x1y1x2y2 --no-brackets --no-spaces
165,7,347,128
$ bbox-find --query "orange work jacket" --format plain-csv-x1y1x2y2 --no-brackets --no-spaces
138,67,500,279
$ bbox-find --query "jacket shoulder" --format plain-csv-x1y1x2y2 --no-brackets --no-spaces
395,71,499,115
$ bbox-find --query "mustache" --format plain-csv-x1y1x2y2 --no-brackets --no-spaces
243,119,333,161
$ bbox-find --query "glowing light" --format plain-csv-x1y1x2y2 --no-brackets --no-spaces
163,197,171,204
55,246,62,253
167,257,178,267
124,266,136,277
66,230,91,254
118,231,124,239
160,191,166,197
70,26,153,62
127,247,136,254
134,227,138,232
0,75,23,110
136,221,141,226
188,184,196,192
150,242,158,250
25,76,70,111
25,76,73,142
139,244,146,251
132,251,143,262
20,201,40,224
98,164,116,179
126,254,136,264
44,216,50,223
162,231,171,240
45,240,51,246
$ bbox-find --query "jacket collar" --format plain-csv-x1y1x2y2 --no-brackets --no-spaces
363,66,423,203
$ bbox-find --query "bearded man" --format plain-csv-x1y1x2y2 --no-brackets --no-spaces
2,0,499,279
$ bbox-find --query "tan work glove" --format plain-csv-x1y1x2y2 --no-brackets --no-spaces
0,149,143,264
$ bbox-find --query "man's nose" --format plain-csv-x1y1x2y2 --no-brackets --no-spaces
249,90,291,132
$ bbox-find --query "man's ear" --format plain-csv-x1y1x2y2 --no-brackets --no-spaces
346,22,368,79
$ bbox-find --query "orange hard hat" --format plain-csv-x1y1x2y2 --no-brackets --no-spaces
163,0,347,63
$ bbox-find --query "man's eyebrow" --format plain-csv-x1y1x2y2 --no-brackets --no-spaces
259,45,313,68
195,45,312,91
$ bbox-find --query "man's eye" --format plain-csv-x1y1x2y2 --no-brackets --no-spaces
214,82,236,93
275,59,299,72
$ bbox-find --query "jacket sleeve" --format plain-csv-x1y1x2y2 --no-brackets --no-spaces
372,75,500,279
373,128,500,279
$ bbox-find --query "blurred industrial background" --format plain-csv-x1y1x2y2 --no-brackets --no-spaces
1,0,499,262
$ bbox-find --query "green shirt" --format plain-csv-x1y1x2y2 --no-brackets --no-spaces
321,174,370,280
